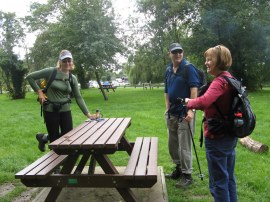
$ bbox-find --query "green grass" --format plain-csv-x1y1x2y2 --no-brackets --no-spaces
0,86,269,202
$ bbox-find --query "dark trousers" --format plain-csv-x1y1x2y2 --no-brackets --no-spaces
43,111,73,143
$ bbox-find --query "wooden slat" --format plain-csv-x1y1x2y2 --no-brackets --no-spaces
147,137,158,176
26,153,60,176
94,118,124,146
106,118,131,147
124,137,158,180
124,137,143,176
49,121,89,146
65,119,108,147
58,120,99,146
135,137,150,176
83,118,116,146
15,151,68,179
15,151,56,177
36,155,68,176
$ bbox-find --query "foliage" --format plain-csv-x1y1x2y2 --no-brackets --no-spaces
129,0,270,89
0,12,27,99
25,0,125,89
127,0,204,83
189,0,270,90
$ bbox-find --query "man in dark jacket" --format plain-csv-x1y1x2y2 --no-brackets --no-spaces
164,43,199,187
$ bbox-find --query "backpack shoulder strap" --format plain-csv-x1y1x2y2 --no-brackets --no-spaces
69,72,74,88
172,62,190,78
43,68,57,93
221,75,242,94
212,75,232,119
183,62,190,77
183,62,197,81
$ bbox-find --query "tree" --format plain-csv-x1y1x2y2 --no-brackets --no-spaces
189,0,270,89
127,0,201,83
25,0,125,100
0,12,27,99
131,0,270,89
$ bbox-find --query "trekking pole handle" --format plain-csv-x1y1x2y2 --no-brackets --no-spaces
176,97,190,106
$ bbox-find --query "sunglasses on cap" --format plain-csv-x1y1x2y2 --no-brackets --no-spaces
171,49,183,54
62,58,72,63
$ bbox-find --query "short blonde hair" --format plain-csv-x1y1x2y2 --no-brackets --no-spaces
204,45,232,71
56,49,75,70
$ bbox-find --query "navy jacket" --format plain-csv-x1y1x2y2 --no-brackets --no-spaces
164,59,200,116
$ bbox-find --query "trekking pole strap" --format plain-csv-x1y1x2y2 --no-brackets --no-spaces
200,117,205,148
40,105,43,117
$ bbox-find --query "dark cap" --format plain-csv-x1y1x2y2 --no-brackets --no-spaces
169,43,183,52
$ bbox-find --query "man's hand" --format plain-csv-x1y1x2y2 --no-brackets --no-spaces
184,109,194,122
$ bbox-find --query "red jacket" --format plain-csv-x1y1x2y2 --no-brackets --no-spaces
187,71,234,138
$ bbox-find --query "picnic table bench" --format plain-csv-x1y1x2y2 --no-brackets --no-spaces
15,118,158,202
99,84,117,92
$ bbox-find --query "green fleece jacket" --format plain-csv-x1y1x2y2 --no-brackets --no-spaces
26,67,89,115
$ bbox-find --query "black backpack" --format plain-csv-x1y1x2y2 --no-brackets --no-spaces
183,63,207,88
165,62,207,88
216,76,256,138
42,68,74,94
199,76,256,147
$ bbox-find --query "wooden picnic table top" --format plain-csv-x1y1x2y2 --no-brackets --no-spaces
49,117,131,154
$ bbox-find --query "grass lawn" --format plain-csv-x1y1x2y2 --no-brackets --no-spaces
0,86,269,201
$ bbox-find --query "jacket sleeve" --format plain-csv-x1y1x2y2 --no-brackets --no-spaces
187,77,226,110
186,64,200,88
164,67,170,93
25,67,53,92
71,75,89,115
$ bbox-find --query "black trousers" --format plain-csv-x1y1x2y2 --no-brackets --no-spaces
43,111,73,143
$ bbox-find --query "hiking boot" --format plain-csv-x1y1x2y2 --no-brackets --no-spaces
165,165,182,180
36,133,48,152
175,174,193,188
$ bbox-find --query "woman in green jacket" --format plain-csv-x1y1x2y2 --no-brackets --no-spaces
26,50,96,152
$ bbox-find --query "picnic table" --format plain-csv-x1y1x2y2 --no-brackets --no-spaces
99,84,117,92
15,118,158,202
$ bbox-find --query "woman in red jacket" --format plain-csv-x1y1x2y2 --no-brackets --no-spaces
185,45,238,202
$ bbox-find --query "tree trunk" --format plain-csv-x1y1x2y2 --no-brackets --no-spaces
239,136,269,153
95,71,108,101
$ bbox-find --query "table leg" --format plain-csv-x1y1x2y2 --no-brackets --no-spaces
45,152,80,201
74,152,91,174
88,155,96,174
94,153,138,202
119,136,133,155
45,188,62,202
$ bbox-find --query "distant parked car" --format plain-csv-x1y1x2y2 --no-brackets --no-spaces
88,80,99,88
111,80,119,87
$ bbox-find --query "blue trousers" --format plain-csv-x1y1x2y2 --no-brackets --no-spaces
205,135,238,202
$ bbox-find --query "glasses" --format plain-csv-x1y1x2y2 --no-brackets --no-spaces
62,59,72,63
171,49,183,55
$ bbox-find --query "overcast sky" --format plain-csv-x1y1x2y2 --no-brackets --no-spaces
0,0,136,17
0,0,138,58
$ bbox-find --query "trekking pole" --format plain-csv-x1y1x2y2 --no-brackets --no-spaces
178,97,204,180
188,122,204,181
